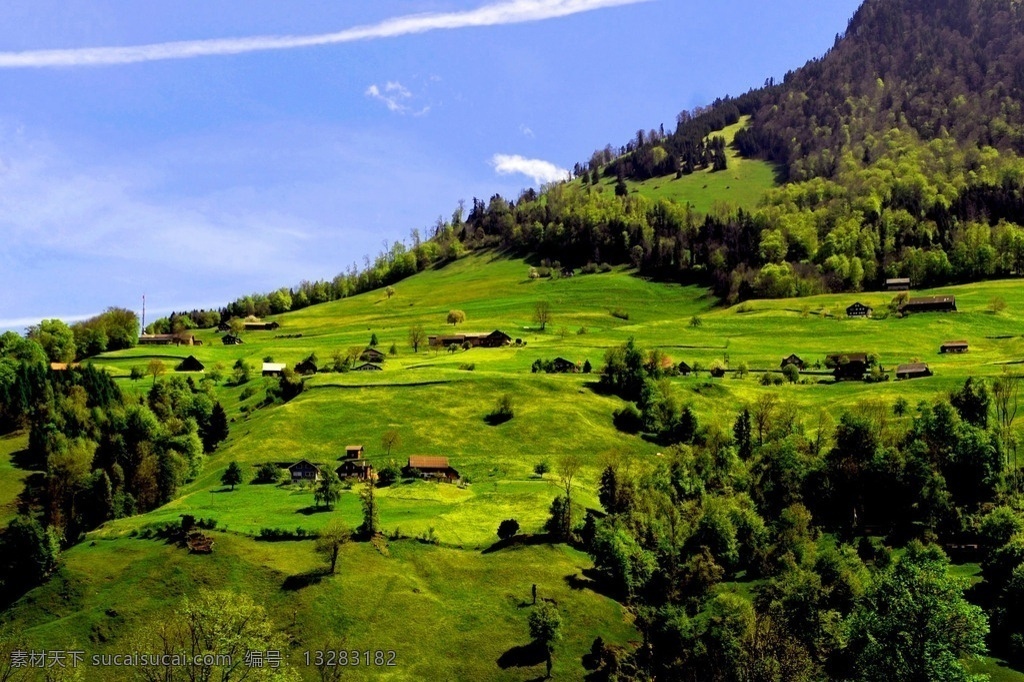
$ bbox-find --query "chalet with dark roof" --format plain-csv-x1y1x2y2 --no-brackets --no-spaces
222,333,243,345
428,330,512,349
359,347,386,363
780,354,806,370
940,340,969,354
885,278,911,291
899,296,957,314
288,460,321,483
551,357,580,374
404,456,460,482
344,445,365,460
337,459,374,481
139,334,179,346
896,363,933,380
678,361,692,376
176,355,205,372
846,302,873,318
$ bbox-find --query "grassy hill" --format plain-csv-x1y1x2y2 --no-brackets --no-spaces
6,252,1024,679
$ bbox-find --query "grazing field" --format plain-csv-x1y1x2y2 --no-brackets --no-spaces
7,251,1024,679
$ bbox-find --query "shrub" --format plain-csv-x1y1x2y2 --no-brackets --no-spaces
583,359,593,374
254,462,282,484
599,263,613,273
613,403,644,433
377,461,402,486
240,385,257,401
497,519,520,540
759,373,774,386
486,394,515,425
782,363,800,383
581,262,598,274
534,461,551,477
458,363,476,371
577,326,589,335
771,376,784,386
610,308,630,320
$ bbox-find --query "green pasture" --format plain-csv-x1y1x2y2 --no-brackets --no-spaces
4,533,635,681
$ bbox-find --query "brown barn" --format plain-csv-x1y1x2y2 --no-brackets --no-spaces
404,456,460,482
295,358,318,375
899,296,957,314
344,445,365,459
940,340,969,354
896,363,933,380
262,362,285,377
222,333,244,345
138,334,178,346
551,358,580,374
885,278,911,291
678,361,692,376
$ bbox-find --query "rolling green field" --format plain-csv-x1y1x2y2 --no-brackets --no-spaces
6,252,1024,679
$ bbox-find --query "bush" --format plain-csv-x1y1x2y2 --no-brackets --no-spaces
599,263,613,273
581,262,598,274
458,363,476,371
576,326,589,335
254,462,282,484
240,385,257,401
782,363,800,383
497,519,520,540
377,461,402,486
486,394,515,425
613,403,644,433
534,461,551,477
759,373,774,386
610,308,630,320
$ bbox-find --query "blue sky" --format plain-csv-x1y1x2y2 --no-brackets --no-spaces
0,0,862,330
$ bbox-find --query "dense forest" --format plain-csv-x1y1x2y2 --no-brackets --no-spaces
566,338,1024,679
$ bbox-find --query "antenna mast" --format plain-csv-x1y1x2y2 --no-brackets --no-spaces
142,294,146,332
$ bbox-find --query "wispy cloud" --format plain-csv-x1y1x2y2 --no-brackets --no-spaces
0,0,650,68
492,153,568,185
365,81,430,115
519,124,535,138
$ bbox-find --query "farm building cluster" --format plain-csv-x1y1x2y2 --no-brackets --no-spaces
281,447,460,485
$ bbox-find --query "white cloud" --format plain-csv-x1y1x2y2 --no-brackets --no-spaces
519,124,535,138
0,0,651,68
366,81,430,115
491,153,569,185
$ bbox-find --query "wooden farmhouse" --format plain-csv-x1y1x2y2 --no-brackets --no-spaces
359,347,386,363
352,362,383,371
217,321,231,332
139,333,195,346
827,353,871,381
49,362,81,371
896,363,933,380
846,302,873,318
404,456,460,482
222,333,244,345
288,460,321,483
940,340,969,354
262,362,285,377
678,361,692,376
176,355,205,372
780,354,806,370
885,278,911,291
428,330,512,349
337,445,373,480
899,296,957,314
551,357,580,374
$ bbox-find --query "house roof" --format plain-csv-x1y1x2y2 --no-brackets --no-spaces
897,363,931,374
263,362,285,372
352,362,382,371
904,296,956,306
942,340,969,347
846,302,872,309
288,459,320,471
408,456,450,470
345,445,364,450
139,334,176,341
886,278,911,284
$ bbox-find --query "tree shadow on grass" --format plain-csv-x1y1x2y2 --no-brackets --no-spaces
210,487,238,494
497,640,546,670
282,570,328,591
482,533,553,554
564,568,622,601
295,505,332,516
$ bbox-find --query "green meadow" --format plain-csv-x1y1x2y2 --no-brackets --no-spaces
6,251,1024,679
